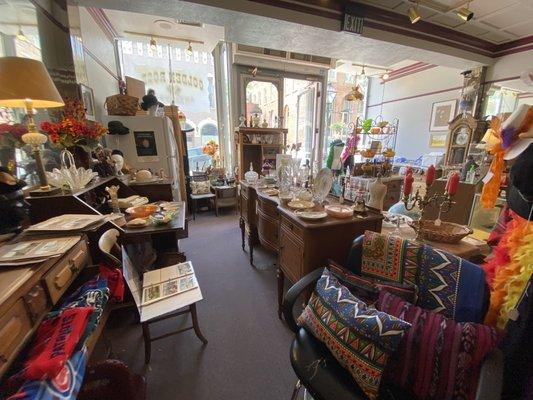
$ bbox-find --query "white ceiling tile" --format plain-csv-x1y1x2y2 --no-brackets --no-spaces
393,3,439,18
480,5,533,28
469,0,521,19
503,21,533,37
481,31,516,43
426,13,464,28
455,23,491,37
361,0,403,9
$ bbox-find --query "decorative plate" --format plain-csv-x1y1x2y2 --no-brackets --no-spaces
264,188,279,196
324,204,353,219
288,200,314,210
126,218,149,228
295,211,328,220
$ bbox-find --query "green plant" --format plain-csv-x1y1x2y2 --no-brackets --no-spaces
329,122,345,134
362,118,373,133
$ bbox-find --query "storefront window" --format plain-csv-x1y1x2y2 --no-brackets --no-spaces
245,80,279,126
117,38,218,150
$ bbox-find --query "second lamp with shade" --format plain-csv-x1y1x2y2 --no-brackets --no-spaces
0,57,65,196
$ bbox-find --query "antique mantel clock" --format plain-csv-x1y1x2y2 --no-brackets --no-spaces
445,113,478,167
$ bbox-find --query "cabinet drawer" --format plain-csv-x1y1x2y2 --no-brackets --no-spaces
280,216,304,239
258,199,278,218
44,240,88,304
258,210,279,251
279,228,304,283
0,299,32,374
241,184,249,197
23,283,48,323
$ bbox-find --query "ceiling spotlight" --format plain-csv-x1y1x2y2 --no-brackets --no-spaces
186,42,193,56
360,65,366,77
456,3,474,22
149,37,157,51
382,72,390,80
16,26,28,42
408,4,421,24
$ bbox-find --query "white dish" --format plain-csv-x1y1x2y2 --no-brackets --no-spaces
288,200,314,210
126,218,149,228
295,211,327,220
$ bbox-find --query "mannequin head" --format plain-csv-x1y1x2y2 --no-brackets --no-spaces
111,154,124,175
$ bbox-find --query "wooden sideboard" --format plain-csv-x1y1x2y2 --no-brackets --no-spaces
256,190,280,254
0,236,90,378
239,181,259,264
276,205,383,317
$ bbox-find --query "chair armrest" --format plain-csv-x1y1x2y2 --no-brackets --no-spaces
345,235,364,274
475,348,503,400
282,268,323,333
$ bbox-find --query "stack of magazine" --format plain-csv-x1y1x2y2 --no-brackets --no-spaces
141,261,199,306
0,236,80,266
26,214,106,233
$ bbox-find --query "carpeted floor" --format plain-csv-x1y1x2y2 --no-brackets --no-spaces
102,211,301,400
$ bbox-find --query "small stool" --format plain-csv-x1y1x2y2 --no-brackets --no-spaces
190,193,215,220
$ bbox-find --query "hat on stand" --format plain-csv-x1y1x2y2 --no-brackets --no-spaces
107,121,130,135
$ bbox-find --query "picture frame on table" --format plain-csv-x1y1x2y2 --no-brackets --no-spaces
79,83,95,121
429,100,456,131
429,132,447,148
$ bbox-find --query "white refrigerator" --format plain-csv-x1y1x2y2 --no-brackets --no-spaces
102,116,181,201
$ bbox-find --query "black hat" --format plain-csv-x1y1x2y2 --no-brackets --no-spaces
508,143,533,220
108,121,129,135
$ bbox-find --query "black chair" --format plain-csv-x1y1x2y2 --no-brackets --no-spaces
282,236,503,400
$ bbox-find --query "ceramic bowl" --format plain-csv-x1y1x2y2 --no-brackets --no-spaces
135,169,153,182
126,204,158,219
324,204,353,219
126,218,149,228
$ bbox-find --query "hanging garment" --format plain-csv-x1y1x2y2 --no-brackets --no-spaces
326,139,344,170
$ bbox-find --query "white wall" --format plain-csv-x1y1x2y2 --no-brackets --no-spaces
486,50,533,82
78,8,119,121
366,66,463,161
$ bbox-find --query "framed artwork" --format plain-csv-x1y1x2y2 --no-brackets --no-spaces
79,84,95,121
429,132,447,148
429,100,456,131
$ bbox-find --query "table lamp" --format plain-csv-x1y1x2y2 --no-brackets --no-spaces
0,57,64,196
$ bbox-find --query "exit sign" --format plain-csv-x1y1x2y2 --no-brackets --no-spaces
342,11,364,34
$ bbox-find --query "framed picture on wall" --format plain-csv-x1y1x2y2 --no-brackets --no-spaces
429,100,456,131
429,132,447,148
79,84,95,121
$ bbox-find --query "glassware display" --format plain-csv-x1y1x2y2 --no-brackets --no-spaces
244,162,259,184
278,157,293,196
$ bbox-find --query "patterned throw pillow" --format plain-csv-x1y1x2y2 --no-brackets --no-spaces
328,260,417,304
361,231,422,286
377,291,504,400
298,269,411,400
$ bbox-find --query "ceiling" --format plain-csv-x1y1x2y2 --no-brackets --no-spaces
359,0,533,44
0,0,38,34
104,9,224,51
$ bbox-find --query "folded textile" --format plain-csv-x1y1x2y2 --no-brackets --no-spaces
7,347,88,400
23,307,93,381
378,292,504,400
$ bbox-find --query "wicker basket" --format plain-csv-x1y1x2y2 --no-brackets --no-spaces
408,219,472,243
105,94,139,116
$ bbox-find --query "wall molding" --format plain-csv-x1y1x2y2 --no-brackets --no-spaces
86,7,119,43
83,45,119,81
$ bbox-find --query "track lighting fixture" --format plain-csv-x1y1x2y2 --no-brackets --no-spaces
408,3,421,24
149,37,157,51
16,26,28,42
360,65,366,77
186,42,193,56
456,2,474,22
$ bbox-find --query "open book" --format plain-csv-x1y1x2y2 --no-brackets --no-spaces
141,262,198,306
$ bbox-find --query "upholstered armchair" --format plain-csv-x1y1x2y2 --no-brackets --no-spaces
283,234,504,400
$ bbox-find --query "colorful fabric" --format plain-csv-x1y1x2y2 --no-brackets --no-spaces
483,211,533,327
328,260,417,304
8,347,88,400
418,245,487,323
99,263,124,302
361,231,422,286
378,292,504,400
298,269,411,400
22,307,93,380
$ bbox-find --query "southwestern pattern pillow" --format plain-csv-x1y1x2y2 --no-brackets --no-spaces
361,231,422,286
378,291,504,400
328,260,417,304
298,269,411,400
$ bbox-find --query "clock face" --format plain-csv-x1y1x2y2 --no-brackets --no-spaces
455,132,469,146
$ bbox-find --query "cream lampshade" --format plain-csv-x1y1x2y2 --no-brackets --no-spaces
0,57,64,195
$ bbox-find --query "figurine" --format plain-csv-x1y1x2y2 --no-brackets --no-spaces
368,175,387,210
105,185,121,214
252,113,260,128
238,115,247,127
261,118,268,128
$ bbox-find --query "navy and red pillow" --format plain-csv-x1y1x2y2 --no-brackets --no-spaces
377,291,504,400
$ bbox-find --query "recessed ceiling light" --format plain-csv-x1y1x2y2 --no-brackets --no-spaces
408,4,421,24
382,73,390,80
150,37,157,51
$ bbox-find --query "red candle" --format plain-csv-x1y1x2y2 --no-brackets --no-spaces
403,173,414,196
446,172,460,196
426,165,436,187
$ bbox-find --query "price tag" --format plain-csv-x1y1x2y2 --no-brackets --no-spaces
482,171,494,184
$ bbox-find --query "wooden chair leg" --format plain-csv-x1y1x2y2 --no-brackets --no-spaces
277,267,285,319
190,303,208,345
142,322,151,364
290,380,302,400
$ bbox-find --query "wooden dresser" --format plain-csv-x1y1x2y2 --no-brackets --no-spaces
276,206,383,316
0,237,89,378
256,190,280,254
239,181,259,264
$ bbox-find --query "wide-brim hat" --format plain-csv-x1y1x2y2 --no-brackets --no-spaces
108,121,130,135
503,104,533,160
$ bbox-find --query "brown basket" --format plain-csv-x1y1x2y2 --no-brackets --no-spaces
105,94,139,116
408,219,472,243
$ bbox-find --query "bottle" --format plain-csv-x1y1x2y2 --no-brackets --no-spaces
466,165,476,184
